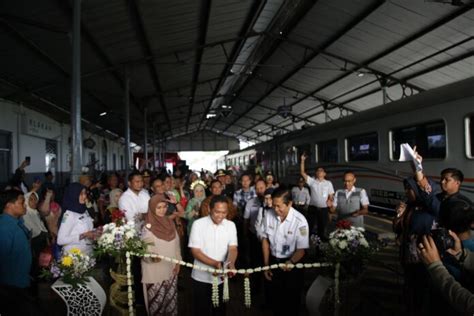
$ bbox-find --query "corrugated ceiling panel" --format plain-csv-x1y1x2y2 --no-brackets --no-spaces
82,0,143,63
289,0,376,49
284,55,351,94
257,42,306,82
142,0,199,55
325,1,459,63
408,56,474,89
318,72,375,102
369,12,473,78
206,0,252,44
198,45,229,86
154,52,195,91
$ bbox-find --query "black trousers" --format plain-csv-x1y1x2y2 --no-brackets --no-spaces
308,206,329,240
192,279,226,316
268,256,304,316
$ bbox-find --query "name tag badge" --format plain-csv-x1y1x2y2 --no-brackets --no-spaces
282,244,290,254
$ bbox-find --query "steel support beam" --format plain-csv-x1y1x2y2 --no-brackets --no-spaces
127,0,172,135
124,75,131,178
186,0,212,133
70,0,82,182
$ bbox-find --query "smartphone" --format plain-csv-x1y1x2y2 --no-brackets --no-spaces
25,156,31,165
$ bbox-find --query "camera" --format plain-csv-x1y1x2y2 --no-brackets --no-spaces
430,228,455,258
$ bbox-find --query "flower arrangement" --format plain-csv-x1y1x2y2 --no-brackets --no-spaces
95,220,148,273
42,248,96,288
319,220,378,277
95,221,148,257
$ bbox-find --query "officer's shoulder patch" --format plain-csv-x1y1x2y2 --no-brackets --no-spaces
299,226,307,236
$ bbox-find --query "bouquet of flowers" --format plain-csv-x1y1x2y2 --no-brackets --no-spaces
319,220,378,277
95,220,148,273
42,248,96,288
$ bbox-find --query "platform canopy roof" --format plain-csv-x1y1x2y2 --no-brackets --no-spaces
0,0,472,144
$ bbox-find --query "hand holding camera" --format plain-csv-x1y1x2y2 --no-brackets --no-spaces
418,229,462,265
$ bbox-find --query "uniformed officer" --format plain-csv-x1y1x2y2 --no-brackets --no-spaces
262,188,309,316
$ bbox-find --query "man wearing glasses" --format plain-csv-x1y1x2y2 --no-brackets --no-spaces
328,171,369,227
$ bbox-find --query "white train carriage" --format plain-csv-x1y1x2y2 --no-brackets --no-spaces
227,78,474,213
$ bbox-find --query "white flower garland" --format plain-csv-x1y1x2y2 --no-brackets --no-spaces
244,275,251,308
212,275,219,307
126,252,333,311
223,275,230,303
126,251,134,316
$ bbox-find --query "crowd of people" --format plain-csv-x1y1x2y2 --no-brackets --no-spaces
0,149,473,315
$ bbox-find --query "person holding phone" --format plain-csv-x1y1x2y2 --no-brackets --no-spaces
7,159,30,194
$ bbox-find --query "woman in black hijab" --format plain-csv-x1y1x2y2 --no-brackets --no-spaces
57,183,98,255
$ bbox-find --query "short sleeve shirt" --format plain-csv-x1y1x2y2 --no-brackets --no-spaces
243,197,262,235
118,188,150,222
306,176,334,208
188,216,238,284
263,207,309,259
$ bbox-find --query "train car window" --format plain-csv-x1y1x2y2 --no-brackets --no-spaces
391,120,446,160
297,144,311,162
285,146,298,166
318,139,338,162
467,115,474,158
347,133,378,161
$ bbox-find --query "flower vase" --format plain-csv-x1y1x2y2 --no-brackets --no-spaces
51,276,106,316
109,256,133,315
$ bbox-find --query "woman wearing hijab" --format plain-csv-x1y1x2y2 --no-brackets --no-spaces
104,188,123,223
141,195,181,316
184,181,207,235
57,183,97,255
23,191,49,279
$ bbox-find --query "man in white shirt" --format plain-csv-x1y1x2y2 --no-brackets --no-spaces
291,177,311,216
262,188,309,316
118,171,150,224
118,171,150,306
300,154,334,240
189,195,238,316
328,171,369,228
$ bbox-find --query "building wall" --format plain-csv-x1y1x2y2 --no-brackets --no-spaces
0,99,130,187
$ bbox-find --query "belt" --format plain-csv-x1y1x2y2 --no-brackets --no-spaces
294,202,306,206
270,256,291,264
